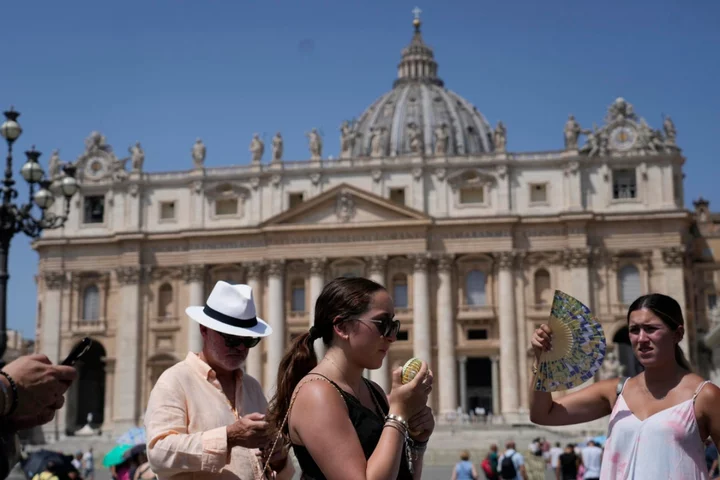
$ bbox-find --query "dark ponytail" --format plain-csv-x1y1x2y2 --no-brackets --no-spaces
627,293,692,371
267,276,385,434
266,332,318,434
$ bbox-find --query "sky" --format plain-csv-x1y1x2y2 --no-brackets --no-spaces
0,0,719,339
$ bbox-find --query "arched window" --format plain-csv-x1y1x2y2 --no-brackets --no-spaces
158,283,173,318
465,270,486,306
82,285,100,322
291,279,306,313
618,264,641,305
534,269,552,305
392,274,408,308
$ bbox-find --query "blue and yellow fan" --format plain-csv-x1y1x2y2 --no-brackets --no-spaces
533,290,607,392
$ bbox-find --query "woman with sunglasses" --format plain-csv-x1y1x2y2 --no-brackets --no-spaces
266,276,435,480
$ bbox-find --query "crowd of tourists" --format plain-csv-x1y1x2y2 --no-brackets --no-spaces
1,276,719,479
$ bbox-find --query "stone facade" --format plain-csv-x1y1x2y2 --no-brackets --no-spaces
689,197,720,384
33,16,692,436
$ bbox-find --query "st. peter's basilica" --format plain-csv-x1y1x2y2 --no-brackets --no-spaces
33,15,694,437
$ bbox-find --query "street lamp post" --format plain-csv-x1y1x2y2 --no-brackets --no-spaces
0,107,79,365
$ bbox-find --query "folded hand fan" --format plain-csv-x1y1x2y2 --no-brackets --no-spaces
533,290,606,392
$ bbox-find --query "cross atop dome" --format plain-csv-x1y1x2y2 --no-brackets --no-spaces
412,6,422,31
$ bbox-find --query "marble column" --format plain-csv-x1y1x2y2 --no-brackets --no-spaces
436,254,457,416
565,248,592,307
411,254,432,360
411,254,432,391
244,262,264,383
458,356,468,413
265,260,285,396
662,247,690,356
491,355,500,416
41,272,65,440
514,258,530,410
367,256,389,392
113,266,142,431
184,264,206,353
308,258,327,359
497,252,519,417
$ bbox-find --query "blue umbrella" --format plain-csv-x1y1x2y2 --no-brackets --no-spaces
593,435,607,446
116,427,146,446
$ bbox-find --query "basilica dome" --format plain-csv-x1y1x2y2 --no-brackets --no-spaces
348,17,495,158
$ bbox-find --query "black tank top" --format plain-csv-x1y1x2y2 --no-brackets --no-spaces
291,374,413,480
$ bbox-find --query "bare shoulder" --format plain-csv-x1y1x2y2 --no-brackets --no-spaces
694,378,720,407
291,376,347,415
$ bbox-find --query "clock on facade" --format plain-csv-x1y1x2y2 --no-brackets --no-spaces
609,126,637,151
84,157,108,180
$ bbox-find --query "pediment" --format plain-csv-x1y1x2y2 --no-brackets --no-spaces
262,183,430,228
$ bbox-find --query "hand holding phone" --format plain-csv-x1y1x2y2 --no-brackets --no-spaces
62,337,92,366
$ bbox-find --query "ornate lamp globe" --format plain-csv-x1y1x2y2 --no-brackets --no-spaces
0,108,22,143
33,181,55,210
20,147,44,183
60,165,79,198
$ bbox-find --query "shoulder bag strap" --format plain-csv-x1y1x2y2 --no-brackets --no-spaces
260,374,339,476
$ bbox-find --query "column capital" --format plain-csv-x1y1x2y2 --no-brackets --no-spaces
436,254,454,273
365,255,387,275
494,251,516,270
409,253,431,272
115,266,143,285
662,246,686,267
150,266,184,282
43,271,66,290
563,247,591,268
306,257,328,276
267,259,285,277
182,264,206,283
245,261,264,281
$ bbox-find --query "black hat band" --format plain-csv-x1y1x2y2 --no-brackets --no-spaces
203,305,258,329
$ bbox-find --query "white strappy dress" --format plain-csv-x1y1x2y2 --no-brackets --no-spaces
600,379,712,479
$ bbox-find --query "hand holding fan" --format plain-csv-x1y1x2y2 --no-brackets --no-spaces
533,290,606,392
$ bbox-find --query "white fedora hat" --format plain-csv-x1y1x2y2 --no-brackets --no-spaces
185,281,272,337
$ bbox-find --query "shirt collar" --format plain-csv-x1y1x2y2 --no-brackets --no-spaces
184,351,244,382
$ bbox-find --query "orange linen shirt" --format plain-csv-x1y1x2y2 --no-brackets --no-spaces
145,352,293,480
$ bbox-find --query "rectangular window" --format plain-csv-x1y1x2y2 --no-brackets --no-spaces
215,198,238,216
83,196,105,224
396,330,409,341
389,188,405,205
612,169,637,200
529,183,547,203
160,201,176,220
288,192,304,209
467,329,488,340
459,187,484,204
708,294,717,311
291,286,306,313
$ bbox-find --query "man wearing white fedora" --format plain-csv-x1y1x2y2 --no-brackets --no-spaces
145,281,293,480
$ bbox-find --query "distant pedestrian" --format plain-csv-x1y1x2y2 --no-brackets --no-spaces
451,450,478,480
82,448,94,480
557,444,579,480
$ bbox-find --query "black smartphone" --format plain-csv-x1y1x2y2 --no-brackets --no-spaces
61,337,93,366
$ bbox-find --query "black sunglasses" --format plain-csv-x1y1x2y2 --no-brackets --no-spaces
369,318,401,338
218,332,261,349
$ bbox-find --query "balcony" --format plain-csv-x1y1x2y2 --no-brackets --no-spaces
457,304,496,321
150,315,180,332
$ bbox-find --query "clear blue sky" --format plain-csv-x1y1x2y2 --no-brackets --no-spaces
1,0,718,339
